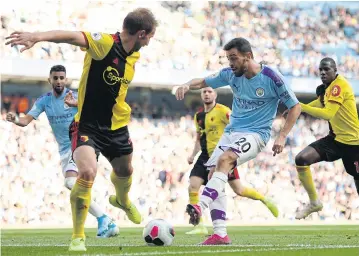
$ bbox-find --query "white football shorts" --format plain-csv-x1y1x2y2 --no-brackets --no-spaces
60,149,78,176
205,131,266,169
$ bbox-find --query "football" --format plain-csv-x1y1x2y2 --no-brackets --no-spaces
143,219,175,246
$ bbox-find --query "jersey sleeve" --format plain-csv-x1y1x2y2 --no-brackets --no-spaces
307,98,323,108
204,68,231,89
272,71,299,109
82,32,114,60
193,113,200,133
327,82,347,105
27,96,45,119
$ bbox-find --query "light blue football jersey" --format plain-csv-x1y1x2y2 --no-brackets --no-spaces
27,88,78,155
204,65,299,144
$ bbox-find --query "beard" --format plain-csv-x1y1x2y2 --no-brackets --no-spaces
203,100,214,105
53,86,64,95
132,41,142,52
234,68,246,77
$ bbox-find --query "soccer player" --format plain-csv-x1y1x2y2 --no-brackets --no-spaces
175,38,301,245
294,57,359,219
6,65,118,238
186,87,278,235
6,8,158,251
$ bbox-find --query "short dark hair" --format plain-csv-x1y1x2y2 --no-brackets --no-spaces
123,8,158,35
320,57,337,69
50,65,66,74
223,38,253,55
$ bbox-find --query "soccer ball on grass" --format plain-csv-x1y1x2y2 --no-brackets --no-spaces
143,219,175,246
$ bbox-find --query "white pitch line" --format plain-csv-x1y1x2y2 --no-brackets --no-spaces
1,244,273,247
53,246,359,256
2,244,359,249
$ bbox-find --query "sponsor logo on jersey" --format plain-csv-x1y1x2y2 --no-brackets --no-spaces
103,66,130,86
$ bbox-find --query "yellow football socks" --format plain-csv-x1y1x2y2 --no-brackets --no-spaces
297,165,318,202
240,187,265,201
110,171,132,208
70,178,93,239
189,191,199,205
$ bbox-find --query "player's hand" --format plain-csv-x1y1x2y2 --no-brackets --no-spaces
5,31,37,52
187,155,194,165
272,134,286,156
64,91,77,107
175,85,189,100
6,112,16,123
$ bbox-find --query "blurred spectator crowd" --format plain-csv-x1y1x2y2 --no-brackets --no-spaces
1,1,359,78
1,110,358,227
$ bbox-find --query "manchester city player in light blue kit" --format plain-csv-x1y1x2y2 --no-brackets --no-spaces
6,65,118,238
175,38,302,245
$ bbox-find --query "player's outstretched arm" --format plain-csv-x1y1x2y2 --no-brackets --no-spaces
6,112,34,127
300,101,340,121
174,78,207,100
272,103,301,156
5,31,88,52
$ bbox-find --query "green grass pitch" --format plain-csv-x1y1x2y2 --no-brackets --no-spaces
2,226,359,256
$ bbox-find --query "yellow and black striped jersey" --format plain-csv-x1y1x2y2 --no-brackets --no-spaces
75,32,140,131
194,103,231,156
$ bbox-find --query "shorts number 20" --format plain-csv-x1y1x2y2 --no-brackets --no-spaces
234,137,251,153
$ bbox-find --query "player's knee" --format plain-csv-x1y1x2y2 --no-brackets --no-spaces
295,153,310,166
217,152,237,171
77,165,97,181
188,183,200,193
64,177,77,190
114,164,133,177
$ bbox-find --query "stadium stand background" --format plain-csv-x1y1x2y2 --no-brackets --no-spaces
1,1,359,227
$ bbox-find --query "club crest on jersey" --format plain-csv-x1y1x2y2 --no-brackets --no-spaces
209,72,219,78
80,136,89,142
331,85,341,97
91,32,102,41
255,88,265,97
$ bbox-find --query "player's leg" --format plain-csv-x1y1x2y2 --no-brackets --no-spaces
294,145,324,219
199,152,236,245
196,133,264,212
342,151,359,195
100,126,140,224
68,121,102,251
68,145,97,252
294,136,340,219
228,170,278,217
62,152,118,237
109,153,142,224
186,159,208,235
191,133,264,245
